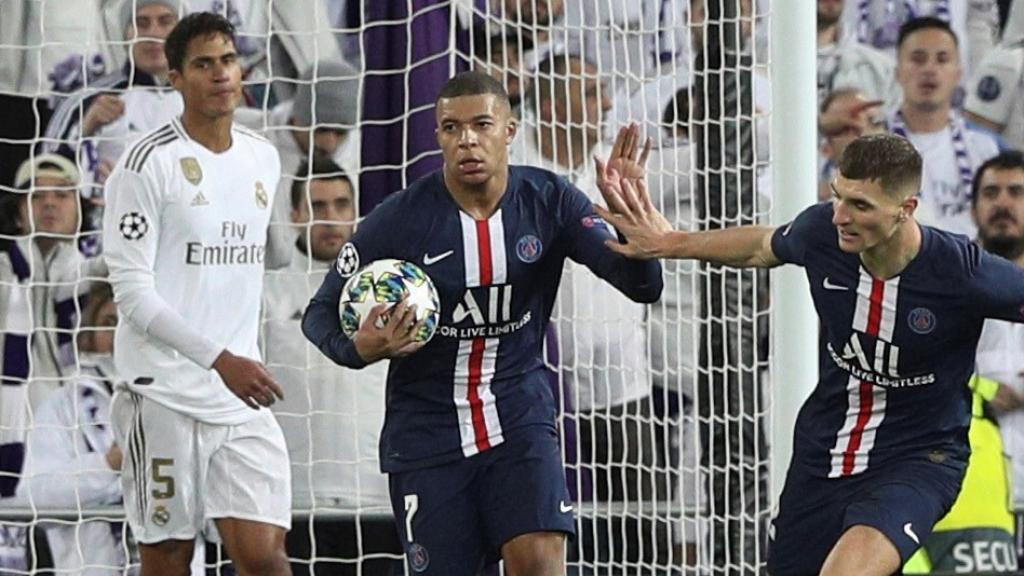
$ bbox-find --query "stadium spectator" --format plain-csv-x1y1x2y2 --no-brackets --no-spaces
42,0,184,199
263,156,401,575
303,71,662,575
972,150,1024,537
964,37,1024,151
819,88,887,200
0,1,123,195
817,0,899,108
513,52,667,567
839,0,999,77
0,153,102,569
889,16,1000,236
101,13,290,576
597,131,1024,575
236,59,361,270
902,152,1024,574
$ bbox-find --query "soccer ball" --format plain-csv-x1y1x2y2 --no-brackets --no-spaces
338,259,441,343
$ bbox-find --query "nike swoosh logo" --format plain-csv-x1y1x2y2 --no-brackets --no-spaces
782,222,794,236
559,501,574,513
423,250,454,266
823,277,848,291
903,522,919,544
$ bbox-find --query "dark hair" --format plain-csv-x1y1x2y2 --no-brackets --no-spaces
471,27,532,63
164,12,237,72
837,133,922,197
436,71,511,109
897,16,958,52
971,150,1024,207
291,154,352,211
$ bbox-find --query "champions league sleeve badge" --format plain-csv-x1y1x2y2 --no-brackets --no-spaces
119,212,149,240
336,242,360,277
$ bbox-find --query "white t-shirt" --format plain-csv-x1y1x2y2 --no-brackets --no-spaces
964,42,1024,151
263,246,390,510
897,116,999,237
103,118,281,424
510,127,650,410
975,319,1024,507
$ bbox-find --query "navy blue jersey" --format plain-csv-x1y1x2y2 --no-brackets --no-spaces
772,202,1024,478
303,166,662,473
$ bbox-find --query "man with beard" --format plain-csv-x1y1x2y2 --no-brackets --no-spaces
902,152,1024,573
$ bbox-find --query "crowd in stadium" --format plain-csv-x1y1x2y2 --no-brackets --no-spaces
1,0,1024,574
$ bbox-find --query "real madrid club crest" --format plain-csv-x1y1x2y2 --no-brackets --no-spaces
151,505,171,526
180,157,202,186
255,181,268,209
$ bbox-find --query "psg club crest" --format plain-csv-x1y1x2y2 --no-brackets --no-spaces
180,157,202,185
119,212,148,240
516,234,542,263
254,181,268,209
408,543,429,573
336,242,360,277
907,307,936,335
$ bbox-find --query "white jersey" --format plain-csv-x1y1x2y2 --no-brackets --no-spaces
894,115,999,237
102,118,280,424
510,127,650,410
964,41,1024,151
975,319,1024,507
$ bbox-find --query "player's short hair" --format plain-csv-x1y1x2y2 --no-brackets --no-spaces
897,16,958,52
436,71,511,110
291,154,353,211
971,150,1024,207
164,12,237,72
837,133,923,198
662,88,690,138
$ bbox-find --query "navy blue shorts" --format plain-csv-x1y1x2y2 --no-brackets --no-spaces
767,456,965,575
389,425,575,575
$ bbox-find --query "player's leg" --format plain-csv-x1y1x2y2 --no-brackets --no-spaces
826,457,965,576
214,518,289,576
138,540,196,576
109,390,203,576
501,532,565,576
480,426,575,575
203,410,291,576
766,467,851,575
389,459,487,575
819,524,900,576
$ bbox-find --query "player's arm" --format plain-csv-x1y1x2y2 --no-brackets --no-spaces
972,247,1024,323
303,267,424,366
102,166,282,408
594,171,782,269
302,202,424,367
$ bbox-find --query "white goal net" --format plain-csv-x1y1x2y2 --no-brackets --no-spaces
0,0,773,574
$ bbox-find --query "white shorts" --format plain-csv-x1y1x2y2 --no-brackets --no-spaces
111,390,291,544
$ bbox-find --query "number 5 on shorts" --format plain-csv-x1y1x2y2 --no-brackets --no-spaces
151,457,175,499
404,494,419,542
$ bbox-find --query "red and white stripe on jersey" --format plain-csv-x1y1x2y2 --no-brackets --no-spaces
455,211,507,457
829,376,888,477
829,269,899,477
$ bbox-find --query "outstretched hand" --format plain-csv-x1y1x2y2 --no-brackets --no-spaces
604,122,653,184
594,125,672,260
